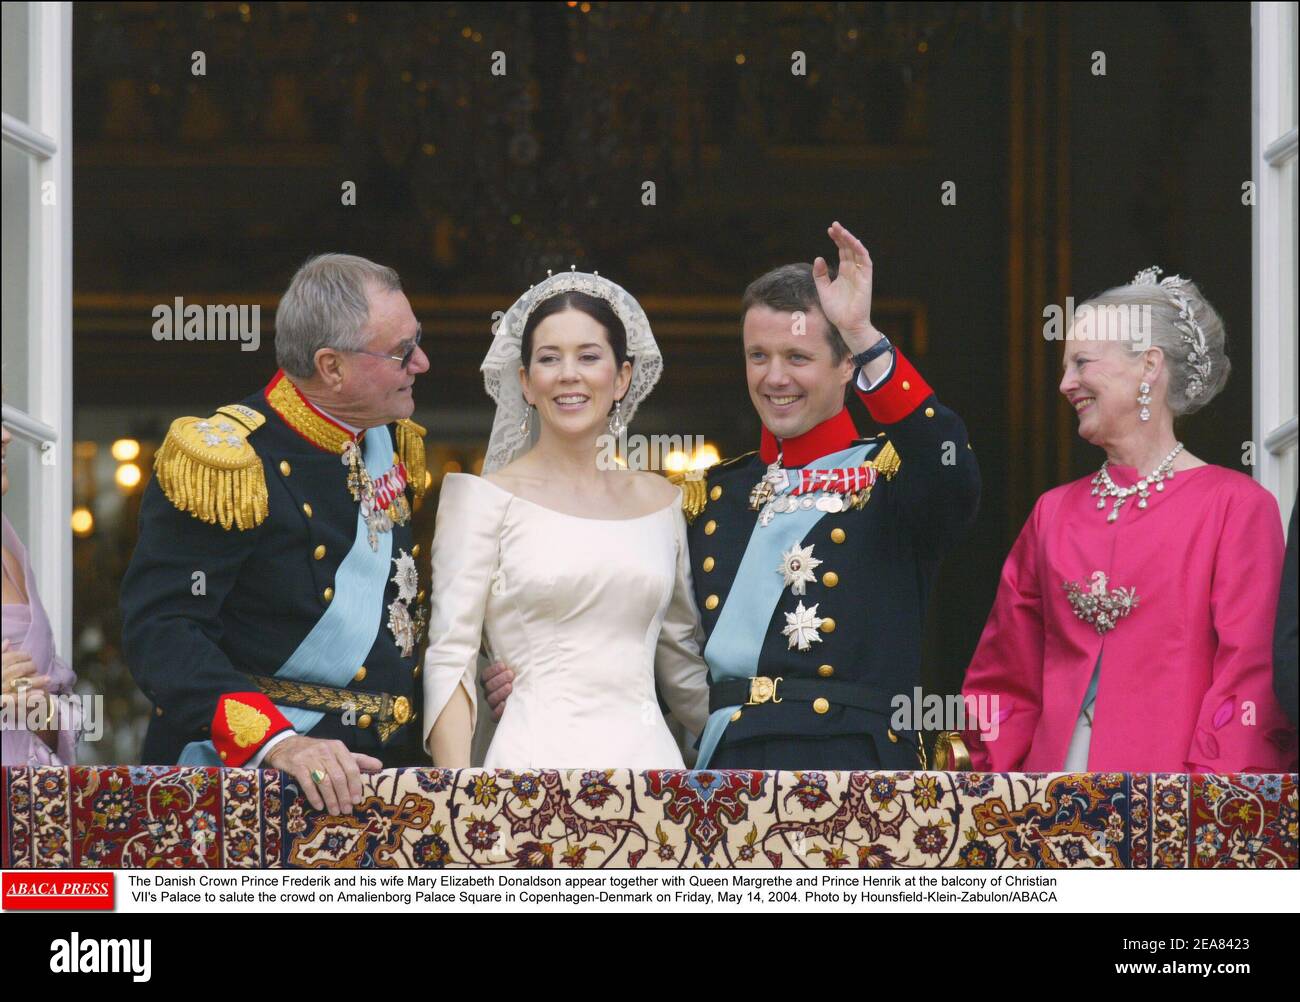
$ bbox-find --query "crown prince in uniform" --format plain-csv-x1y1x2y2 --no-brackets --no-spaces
676,223,980,770
121,254,431,813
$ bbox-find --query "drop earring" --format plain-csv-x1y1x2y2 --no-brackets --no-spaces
1137,382,1152,422
608,398,626,437
519,404,534,436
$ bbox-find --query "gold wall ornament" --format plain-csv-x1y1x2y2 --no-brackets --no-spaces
1064,571,1139,636
154,406,269,530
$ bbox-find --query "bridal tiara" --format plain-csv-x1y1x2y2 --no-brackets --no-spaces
1130,265,1212,400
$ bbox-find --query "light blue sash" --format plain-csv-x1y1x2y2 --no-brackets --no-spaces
180,426,397,766
695,443,873,768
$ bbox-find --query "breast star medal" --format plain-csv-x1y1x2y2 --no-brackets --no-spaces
778,542,822,596
782,601,825,651
1063,570,1139,636
387,548,420,656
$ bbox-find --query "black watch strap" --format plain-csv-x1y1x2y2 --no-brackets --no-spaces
851,335,893,368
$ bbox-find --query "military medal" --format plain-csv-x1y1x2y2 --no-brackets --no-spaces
387,548,421,656
778,542,821,596
343,439,412,551
782,601,824,651
754,457,876,527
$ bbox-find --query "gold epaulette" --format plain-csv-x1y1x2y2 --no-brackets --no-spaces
154,404,268,531
667,469,709,524
395,418,428,501
867,441,900,480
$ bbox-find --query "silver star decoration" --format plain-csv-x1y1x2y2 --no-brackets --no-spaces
391,549,419,602
778,542,822,596
782,601,824,651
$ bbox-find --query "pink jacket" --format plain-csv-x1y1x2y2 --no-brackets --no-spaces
962,464,1297,773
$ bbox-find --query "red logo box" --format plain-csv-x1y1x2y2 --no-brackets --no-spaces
2,872,115,910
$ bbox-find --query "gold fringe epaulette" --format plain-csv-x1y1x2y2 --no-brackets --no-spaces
154,404,268,531
867,441,900,480
667,469,709,524
396,418,428,501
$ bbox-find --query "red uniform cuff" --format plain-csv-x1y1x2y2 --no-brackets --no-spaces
211,692,293,767
855,349,933,424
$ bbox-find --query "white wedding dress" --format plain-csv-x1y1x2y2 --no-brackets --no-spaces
421,474,710,769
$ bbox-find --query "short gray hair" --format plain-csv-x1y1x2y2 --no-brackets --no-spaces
275,254,403,378
741,263,850,364
1081,278,1230,416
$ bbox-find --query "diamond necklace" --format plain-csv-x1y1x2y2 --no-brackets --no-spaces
1090,442,1184,523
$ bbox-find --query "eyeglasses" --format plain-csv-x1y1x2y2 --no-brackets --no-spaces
345,327,422,370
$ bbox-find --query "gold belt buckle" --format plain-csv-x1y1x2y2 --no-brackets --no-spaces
746,676,783,705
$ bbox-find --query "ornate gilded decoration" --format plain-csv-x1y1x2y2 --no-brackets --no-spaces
265,374,355,454
247,675,412,742
154,404,268,530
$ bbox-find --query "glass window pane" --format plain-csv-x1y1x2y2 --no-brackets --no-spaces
2,143,31,416
1,2,29,120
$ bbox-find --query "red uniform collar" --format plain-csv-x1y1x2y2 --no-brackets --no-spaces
263,369,362,454
759,407,860,467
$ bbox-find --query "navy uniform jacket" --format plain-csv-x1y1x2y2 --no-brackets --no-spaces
121,370,429,767
682,348,980,770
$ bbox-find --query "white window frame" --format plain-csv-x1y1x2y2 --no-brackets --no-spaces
2,2,73,656
1252,1,1299,528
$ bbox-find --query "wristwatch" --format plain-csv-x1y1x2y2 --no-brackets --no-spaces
851,334,893,369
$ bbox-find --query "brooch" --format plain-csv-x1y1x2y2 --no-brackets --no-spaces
1064,571,1139,636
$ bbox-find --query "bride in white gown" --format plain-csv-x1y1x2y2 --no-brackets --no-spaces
422,271,710,768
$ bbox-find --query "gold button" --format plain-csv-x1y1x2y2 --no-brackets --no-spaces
313,544,326,560
412,544,421,558
702,556,715,572
813,697,830,714
704,520,717,535
831,528,846,543
219,750,228,762
354,666,367,682
710,485,722,501
705,595,720,610
155,706,164,717
730,710,743,722
925,407,935,418
413,664,421,678
358,713,373,730
818,664,834,678
887,729,899,743
323,586,334,602
822,571,839,588
302,502,313,518
393,696,412,725
279,460,292,477
902,380,911,391
819,618,836,633
417,589,426,604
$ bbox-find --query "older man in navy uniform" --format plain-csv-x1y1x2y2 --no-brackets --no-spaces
486,223,979,771
121,254,431,813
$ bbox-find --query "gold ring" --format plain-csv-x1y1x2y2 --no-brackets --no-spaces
310,768,327,784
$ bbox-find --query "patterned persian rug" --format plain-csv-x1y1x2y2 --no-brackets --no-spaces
3,768,1295,869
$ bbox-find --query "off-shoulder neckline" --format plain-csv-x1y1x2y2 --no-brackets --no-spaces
444,472,680,523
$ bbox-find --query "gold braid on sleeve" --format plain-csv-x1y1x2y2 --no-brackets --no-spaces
396,418,428,502
154,404,268,531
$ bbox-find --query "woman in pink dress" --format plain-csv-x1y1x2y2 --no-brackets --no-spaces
962,268,1297,773
2,420,80,766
